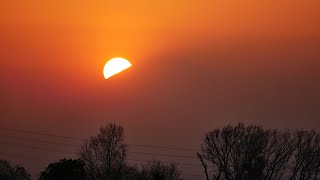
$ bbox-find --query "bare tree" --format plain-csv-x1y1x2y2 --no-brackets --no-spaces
197,153,210,180
0,159,30,180
79,123,127,180
198,124,270,180
290,130,320,180
262,130,296,180
197,123,315,180
140,160,183,180
120,164,141,180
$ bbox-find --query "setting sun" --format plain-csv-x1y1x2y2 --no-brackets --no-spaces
103,57,132,79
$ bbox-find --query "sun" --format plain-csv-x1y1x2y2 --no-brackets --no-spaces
103,57,132,79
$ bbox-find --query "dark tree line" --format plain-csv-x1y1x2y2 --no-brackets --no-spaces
79,124,127,180
39,123,183,180
197,123,320,180
1,123,319,180
0,159,30,180
140,161,182,180
39,159,86,180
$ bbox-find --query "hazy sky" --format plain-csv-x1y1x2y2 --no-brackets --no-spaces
1,0,320,178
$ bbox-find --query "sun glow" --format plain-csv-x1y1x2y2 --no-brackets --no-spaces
103,58,132,79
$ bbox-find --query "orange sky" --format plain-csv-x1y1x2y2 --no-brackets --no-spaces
1,0,319,65
1,0,320,178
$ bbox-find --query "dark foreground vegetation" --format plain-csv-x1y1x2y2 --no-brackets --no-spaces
0,123,319,180
197,124,320,180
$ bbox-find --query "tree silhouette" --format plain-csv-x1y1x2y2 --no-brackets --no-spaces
39,158,86,180
197,123,320,180
140,160,183,180
290,130,320,180
120,164,141,180
79,123,127,180
0,159,30,180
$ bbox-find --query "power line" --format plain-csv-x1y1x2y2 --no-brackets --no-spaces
0,141,77,155
0,152,203,179
0,141,199,161
127,159,200,167
0,127,83,141
0,140,211,171
0,130,199,161
0,154,40,176
130,151,197,159
0,142,201,168
128,144,198,151
0,127,200,152
0,151,50,168
0,133,80,147
0,128,204,179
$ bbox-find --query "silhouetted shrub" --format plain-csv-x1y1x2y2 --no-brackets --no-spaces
140,160,183,180
39,158,86,180
0,159,30,180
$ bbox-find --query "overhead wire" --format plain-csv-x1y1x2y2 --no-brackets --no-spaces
0,152,204,178
0,127,205,178
0,127,200,151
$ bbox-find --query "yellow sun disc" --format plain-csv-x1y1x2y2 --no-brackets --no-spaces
103,57,132,79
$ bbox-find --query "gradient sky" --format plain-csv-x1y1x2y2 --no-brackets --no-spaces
1,0,320,178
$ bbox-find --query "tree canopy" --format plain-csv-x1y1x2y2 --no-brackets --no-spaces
79,123,127,180
197,123,320,180
0,159,30,180
39,158,86,180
